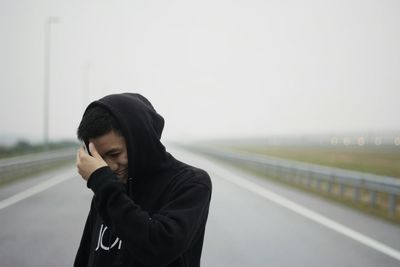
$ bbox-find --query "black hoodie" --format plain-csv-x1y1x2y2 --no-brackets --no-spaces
74,93,212,267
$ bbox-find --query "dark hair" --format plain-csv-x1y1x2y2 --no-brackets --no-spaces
77,106,122,142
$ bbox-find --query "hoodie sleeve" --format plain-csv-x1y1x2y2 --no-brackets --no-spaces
87,166,212,266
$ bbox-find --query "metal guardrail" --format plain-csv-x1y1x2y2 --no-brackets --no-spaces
187,145,400,216
0,148,77,183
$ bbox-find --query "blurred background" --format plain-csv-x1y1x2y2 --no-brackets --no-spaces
1,0,399,144
1,1,400,266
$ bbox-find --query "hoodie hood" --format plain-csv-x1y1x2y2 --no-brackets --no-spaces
84,93,169,180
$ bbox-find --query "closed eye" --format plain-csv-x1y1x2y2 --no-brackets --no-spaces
105,149,122,158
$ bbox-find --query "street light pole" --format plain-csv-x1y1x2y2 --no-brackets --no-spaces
43,16,59,150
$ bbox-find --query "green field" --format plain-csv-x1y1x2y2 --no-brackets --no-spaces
0,140,78,159
232,145,400,179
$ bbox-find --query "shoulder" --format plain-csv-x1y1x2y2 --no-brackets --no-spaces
170,160,212,192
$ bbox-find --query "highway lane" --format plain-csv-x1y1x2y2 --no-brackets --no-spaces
0,146,399,266
0,165,91,267
173,147,400,267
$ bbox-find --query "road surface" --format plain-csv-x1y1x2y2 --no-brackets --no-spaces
0,146,399,266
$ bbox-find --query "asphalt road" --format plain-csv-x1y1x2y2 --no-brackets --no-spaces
0,146,399,267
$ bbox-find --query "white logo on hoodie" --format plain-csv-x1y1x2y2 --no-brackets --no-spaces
95,224,123,251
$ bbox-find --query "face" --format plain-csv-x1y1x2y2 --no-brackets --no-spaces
89,130,129,184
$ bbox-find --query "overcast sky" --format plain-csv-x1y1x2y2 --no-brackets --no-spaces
1,0,399,143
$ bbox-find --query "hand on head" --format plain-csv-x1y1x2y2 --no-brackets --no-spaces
77,143,108,181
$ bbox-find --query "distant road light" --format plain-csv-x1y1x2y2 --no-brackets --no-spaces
394,137,400,146
357,137,365,146
374,137,382,146
330,137,338,145
343,137,351,146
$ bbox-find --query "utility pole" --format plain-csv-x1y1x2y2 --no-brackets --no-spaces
43,16,60,150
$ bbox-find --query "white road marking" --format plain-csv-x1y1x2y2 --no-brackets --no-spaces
183,150,400,262
0,170,76,210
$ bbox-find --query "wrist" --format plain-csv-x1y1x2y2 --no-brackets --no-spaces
87,166,111,189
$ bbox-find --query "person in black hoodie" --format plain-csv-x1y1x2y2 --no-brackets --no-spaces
74,93,212,267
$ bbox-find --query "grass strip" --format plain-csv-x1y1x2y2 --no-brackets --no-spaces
230,145,400,179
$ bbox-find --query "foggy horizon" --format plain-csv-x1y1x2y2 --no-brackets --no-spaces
1,0,400,143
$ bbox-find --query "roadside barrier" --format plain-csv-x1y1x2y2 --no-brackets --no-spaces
0,148,76,184
186,145,400,216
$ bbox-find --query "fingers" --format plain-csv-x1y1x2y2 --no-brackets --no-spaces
77,146,84,163
77,146,90,166
76,143,108,181
77,146,85,160
76,150,79,173
89,142,100,158
76,147,84,178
